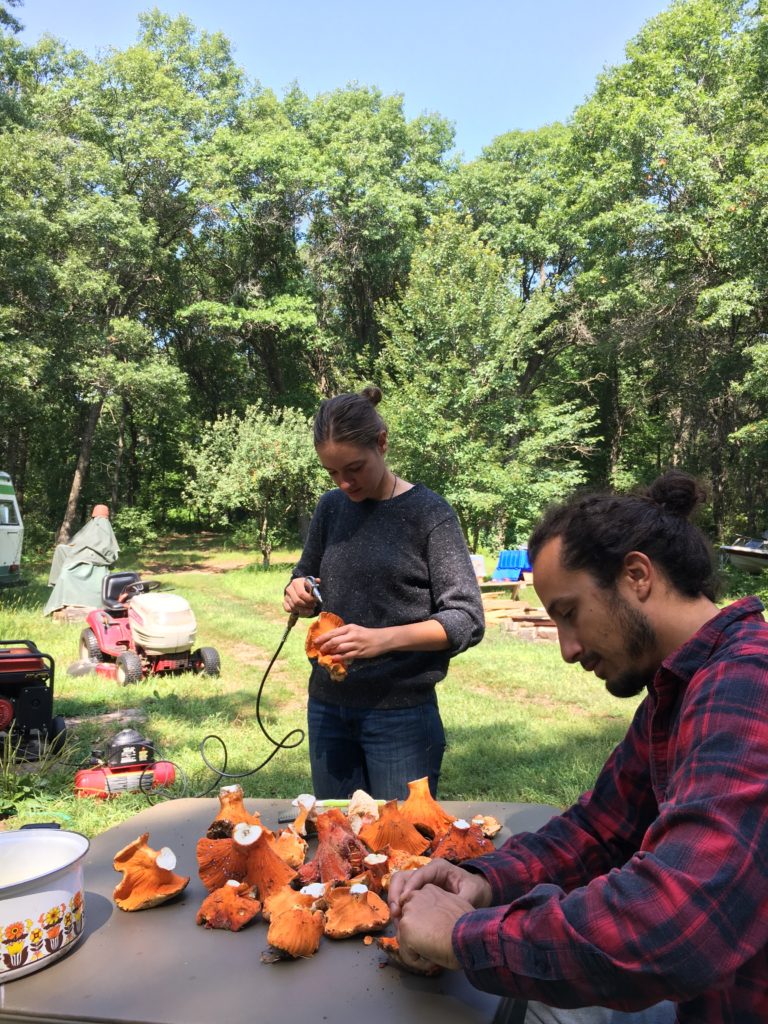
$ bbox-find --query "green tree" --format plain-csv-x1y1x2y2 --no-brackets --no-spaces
378,212,595,547
299,85,454,384
185,405,325,566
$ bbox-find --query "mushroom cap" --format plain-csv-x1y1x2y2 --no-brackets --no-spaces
399,776,455,841
305,612,348,681
471,813,502,838
196,880,261,931
265,906,325,959
262,884,320,922
212,784,264,828
113,832,190,911
273,827,309,869
430,819,495,862
358,800,430,856
232,821,298,898
323,884,390,939
197,835,249,892
347,789,381,834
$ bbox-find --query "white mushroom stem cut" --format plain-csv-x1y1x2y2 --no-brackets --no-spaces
300,883,327,899
453,819,470,831
233,822,262,847
365,854,388,867
292,793,316,811
156,847,177,871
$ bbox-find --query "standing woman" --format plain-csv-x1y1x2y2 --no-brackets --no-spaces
283,386,484,800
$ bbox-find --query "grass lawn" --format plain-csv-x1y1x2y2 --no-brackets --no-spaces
1,534,648,836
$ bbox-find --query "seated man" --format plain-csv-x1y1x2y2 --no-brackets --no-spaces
44,504,120,616
390,471,768,1023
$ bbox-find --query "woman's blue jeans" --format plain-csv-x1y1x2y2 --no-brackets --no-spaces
307,695,446,801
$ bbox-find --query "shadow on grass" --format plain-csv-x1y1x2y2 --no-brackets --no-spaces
54,684,299,746
440,716,630,808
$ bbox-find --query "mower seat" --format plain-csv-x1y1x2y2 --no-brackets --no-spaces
102,571,141,611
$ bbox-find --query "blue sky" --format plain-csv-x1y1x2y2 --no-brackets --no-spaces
18,0,673,159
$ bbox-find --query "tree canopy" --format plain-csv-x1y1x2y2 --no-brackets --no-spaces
2,0,767,551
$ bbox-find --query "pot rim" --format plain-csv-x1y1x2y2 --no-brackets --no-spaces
0,828,90,894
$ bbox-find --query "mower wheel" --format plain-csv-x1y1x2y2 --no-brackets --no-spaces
115,651,143,686
195,646,221,677
79,627,104,663
47,715,67,753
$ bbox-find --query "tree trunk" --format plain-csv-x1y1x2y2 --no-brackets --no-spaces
259,507,272,569
111,400,126,514
56,399,103,543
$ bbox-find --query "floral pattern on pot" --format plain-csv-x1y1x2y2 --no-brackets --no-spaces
1,891,84,973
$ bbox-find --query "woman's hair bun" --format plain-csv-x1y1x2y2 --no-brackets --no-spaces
647,470,706,519
361,385,383,406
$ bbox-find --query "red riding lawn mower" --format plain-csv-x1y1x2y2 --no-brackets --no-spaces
78,571,221,686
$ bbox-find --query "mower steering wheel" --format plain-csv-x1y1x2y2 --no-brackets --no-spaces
118,580,162,603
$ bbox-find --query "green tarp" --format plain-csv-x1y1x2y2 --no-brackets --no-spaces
44,517,120,616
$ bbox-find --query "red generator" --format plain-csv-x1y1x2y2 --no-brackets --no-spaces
0,640,66,759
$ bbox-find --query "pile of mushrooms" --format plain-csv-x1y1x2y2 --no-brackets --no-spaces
111,779,503,971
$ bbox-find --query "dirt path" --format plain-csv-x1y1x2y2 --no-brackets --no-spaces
141,556,254,575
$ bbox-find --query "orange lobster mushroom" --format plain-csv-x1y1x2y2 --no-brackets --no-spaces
211,784,264,829
296,807,369,886
197,835,249,893
430,818,495,862
323,883,390,939
113,833,190,911
196,880,261,931
471,813,502,838
262,883,326,922
273,826,308,869
263,905,326,960
306,611,347,681
399,776,455,841
233,821,297,899
358,800,430,856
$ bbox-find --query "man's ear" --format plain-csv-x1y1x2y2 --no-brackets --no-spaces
622,551,653,600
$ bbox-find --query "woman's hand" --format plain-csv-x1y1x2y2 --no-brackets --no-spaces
315,619,451,661
283,577,321,618
315,623,390,660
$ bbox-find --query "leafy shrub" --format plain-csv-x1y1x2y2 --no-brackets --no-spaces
113,507,158,548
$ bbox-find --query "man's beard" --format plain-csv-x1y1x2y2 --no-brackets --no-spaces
605,593,658,699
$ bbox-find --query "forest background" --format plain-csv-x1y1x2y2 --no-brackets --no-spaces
2,0,768,558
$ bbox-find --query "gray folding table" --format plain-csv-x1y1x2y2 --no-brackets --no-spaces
0,798,558,1024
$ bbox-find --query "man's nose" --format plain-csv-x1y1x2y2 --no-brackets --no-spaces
558,629,583,665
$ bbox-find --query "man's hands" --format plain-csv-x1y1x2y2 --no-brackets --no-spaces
388,860,493,972
389,859,493,917
397,886,472,970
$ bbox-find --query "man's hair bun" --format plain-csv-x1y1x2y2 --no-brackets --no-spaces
647,471,707,519
361,385,383,406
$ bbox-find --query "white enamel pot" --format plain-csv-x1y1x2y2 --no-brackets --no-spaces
0,826,89,981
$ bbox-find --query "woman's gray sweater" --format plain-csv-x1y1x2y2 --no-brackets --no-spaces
291,483,485,709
